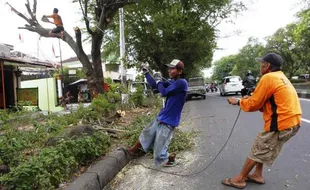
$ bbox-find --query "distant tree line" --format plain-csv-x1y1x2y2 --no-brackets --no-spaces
212,6,310,81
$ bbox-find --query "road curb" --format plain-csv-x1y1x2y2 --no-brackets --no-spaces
66,149,131,190
297,92,310,99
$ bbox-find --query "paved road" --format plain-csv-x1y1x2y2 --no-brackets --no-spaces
104,92,310,190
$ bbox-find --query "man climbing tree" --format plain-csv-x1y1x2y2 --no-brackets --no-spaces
6,0,137,95
42,8,64,39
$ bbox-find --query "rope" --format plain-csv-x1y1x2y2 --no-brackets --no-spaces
130,107,242,177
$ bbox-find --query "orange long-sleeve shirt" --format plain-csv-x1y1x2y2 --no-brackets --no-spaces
240,71,302,132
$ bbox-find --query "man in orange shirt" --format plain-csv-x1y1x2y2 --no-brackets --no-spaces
223,53,302,189
44,8,64,39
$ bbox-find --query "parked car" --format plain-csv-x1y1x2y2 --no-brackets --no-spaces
219,76,243,96
298,74,309,80
187,76,206,100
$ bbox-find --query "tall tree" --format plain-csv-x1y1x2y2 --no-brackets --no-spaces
211,55,237,81
7,0,137,94
231,37,267,78
294,9,310,73
266,24,305,79
104,0,246,78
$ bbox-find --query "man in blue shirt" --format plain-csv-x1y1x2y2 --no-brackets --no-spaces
126,59,188,167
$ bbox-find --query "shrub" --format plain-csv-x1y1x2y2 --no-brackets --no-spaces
89,93,119,118
129,85,145,107
1,132,110,190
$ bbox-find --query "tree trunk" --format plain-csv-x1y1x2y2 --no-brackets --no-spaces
91,32,105,94
153,53,167,78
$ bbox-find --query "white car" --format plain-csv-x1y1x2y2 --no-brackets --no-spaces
219,76,244,96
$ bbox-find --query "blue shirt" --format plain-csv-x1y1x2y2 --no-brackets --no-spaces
145,73,188,127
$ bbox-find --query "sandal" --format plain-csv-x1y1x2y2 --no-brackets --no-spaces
246,176,265,184
222,178,246,189
164,161,179,167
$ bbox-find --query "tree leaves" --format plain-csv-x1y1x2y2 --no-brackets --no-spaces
212,7,310,81
103,0,245,78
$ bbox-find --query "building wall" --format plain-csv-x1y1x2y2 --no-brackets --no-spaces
21,78,63,112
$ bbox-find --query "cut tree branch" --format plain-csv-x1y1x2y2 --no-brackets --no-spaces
74,27,84,52
18,25,36,32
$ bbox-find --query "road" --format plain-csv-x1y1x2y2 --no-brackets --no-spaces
104,92,310,190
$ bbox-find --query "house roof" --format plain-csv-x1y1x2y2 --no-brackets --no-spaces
0,43,55,68
0,56,54,68
63,54,92,63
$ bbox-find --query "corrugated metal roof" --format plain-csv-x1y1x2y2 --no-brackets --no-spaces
0,43,55,68
0,56,54,68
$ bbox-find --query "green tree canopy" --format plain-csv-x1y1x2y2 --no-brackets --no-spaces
211,55,237,81
103,0,246,78
231,37,267,79
266,24,305,79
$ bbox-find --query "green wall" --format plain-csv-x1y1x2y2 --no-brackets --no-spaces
21,78,63,112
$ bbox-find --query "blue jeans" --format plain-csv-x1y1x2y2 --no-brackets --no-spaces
139,119,175,166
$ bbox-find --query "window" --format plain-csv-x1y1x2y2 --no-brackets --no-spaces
221,78,225,84
188,78,204,86
226,77,240,83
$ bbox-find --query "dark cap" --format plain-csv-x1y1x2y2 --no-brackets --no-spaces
165,59,184,70
256,53,283,68
53,8,59,13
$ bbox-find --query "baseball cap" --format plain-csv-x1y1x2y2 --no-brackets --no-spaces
165,59,184,70
256,53,283,68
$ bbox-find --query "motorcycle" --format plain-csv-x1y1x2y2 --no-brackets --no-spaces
241,86,255,97
211,86,218,92
206,83,218,93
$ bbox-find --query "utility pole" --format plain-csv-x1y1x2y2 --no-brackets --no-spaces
58,39,64,97
119,7,126,87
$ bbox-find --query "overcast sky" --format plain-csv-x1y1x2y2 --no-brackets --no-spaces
205,0,303,77
0,0,304,76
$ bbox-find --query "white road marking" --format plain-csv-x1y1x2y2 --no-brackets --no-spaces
299,98,310,102
302,118,310,124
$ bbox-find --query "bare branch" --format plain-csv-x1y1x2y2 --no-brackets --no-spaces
98,0,137,31
18,25,36,32
33,0,37,15
79,0,94,35
6,2,32,24
25,0,36,22
25,0,31,14
107,0,138,7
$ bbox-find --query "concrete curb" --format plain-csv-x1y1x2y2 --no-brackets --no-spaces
66,149,131,190
297,92,310,99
